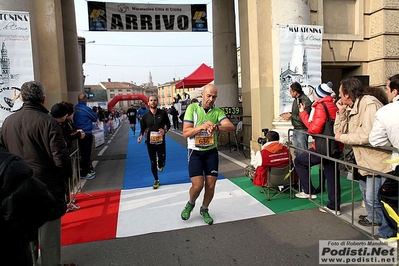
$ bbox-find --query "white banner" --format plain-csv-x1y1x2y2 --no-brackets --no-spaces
319,240,397,264
279,24,323,113
0,10,34,127
88,2,208,32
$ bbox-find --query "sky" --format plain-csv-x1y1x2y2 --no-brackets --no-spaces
74,0,215,86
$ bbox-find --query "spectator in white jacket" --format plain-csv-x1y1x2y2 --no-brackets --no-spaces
369,73,399,241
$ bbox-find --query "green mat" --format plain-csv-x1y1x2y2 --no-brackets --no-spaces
229,167,362,214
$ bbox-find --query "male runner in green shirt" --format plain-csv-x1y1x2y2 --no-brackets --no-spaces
180,84,235,225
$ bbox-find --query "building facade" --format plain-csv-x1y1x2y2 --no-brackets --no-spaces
235,0,399,150
158,79,179,108
98,79,152,110
158,78,198,108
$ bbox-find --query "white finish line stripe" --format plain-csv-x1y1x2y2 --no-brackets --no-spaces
116,179,273,238
218,151,247,168
98,146,108,156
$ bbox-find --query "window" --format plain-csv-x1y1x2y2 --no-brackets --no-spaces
319,0,363,40
110,94,115,98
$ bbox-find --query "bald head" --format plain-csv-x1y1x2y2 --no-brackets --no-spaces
78,93,87,103
204,84,217,94
202,84,218,109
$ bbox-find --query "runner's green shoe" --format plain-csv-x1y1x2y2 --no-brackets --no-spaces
181,202,194,220
200,209,214,225
153,180,160,189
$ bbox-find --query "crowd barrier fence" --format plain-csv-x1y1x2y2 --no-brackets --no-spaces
288,128,399,241
66,140,93,212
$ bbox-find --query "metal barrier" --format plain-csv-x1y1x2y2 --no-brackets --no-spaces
287,128,399,240
66,148,81,212
66,142,92,212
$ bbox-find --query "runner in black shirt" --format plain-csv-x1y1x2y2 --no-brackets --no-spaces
126,104,137,136
137,95,171,189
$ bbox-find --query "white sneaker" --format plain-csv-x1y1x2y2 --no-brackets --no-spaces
295,191,317,199
319,207,341,216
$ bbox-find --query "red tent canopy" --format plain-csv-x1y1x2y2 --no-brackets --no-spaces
175,63,214,89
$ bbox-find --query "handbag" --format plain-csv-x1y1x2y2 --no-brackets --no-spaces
315,102,340,157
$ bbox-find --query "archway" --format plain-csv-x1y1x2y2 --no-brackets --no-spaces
107,94,148,110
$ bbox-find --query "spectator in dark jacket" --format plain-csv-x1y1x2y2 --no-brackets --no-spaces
0,145,55,266
280,82,312,157
52,102,85,212
170,106,179,130
0,81,73,266
294,82,341,215
55,101,85,152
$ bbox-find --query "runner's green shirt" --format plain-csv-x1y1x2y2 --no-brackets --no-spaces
183,102,228,151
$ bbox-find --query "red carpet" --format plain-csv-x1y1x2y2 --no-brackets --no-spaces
61,190,121,246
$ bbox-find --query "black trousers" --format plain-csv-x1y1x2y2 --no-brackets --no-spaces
146,141,166,180
378,167,399,233
78,133,93,176
295,148,341,210
172,117,179,129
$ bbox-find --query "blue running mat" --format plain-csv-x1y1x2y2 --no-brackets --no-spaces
123,129,225,189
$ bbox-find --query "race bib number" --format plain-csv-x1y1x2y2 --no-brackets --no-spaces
195,131,214,148
149,131,162,145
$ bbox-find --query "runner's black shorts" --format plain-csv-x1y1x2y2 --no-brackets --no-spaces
188,148,219,177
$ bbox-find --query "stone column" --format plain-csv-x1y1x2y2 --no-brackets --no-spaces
33,0,68,109
239,0,310,151
238,0,275,151
270,0,310,142
61,0,84,103
212,0,239,108
1,0,81,109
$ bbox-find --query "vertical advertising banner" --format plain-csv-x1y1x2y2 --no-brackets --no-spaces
279,24,323,113
88,2,207,32
0,10,34,127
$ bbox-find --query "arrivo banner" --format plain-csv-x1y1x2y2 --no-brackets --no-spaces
88,2,208,32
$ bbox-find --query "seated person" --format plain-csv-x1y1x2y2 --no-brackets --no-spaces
252,131,292,187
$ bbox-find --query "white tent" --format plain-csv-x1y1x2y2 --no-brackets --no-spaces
188,87,204,100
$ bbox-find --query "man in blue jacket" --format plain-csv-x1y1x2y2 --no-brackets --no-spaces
74,93,98,179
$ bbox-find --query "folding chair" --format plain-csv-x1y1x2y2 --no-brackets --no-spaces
261,165,293,201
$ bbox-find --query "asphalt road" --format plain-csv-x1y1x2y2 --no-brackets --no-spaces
61,120,373,266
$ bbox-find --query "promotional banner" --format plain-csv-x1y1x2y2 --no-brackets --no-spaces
279,24,323,113
0,10,34,127
88,2,207,32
